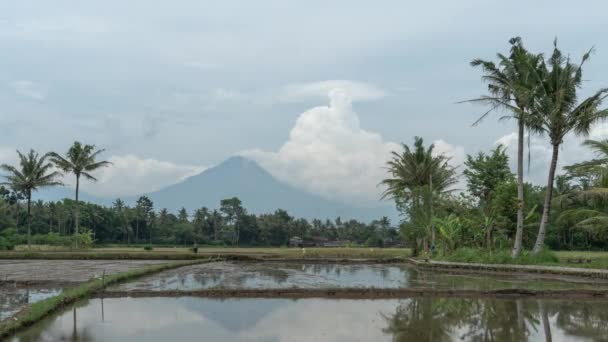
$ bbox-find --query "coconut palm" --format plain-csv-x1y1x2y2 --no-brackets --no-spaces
49,142,111,235
463,37,543,257
381,137,458,253
0,150,62,247
531,41,608,254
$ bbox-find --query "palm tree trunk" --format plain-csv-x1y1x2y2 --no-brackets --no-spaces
27,190,32,249
74,174,80,235
512,119,525,257
539,301,552,342
533,143,559,254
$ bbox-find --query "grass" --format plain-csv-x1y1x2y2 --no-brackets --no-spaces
0,259,204,339
436,248,560,265
434,248,608,270
1,246,411,260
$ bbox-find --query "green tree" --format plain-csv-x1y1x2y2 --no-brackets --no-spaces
178,207,189,223
49,142,111,235
220,197,245,245
0,150,62,247
463,145,513,206
381,137,458,254
134,196,154,243
464,37,543,257
531,41,608,253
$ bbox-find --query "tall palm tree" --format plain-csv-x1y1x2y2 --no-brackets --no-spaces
49,142,111,235
381,137,458,253
531,41,608,254
463,37,543,257
0,150,62,247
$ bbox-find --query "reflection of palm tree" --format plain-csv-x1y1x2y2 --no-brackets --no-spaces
383,297,543,341
551,300,608,339
382,298,456,341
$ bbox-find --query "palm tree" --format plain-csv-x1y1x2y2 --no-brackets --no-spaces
0,150,62,247
463,37,543,257
381,137,458,254
49,142,111,235
531,41,608,254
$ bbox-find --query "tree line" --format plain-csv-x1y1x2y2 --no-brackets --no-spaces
0,191,398,248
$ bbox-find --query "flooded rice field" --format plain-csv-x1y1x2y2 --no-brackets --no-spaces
11,296,608,341
110,261,608,292
5,260,608,341
0,260,167,322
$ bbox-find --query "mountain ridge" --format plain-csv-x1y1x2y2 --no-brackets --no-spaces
38,156,398,222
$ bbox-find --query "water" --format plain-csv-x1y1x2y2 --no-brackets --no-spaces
111,261,608,291
12,296,608,341
0,286,63,321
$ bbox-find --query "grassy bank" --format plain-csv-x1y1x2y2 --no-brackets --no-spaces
0,246,411,260
0,259,204,339
433,248,608,270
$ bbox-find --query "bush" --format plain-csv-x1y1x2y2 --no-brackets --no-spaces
143,245,154,251
0,228,18,250
21,231,94,249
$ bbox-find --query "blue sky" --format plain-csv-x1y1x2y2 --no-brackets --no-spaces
1,1,608,204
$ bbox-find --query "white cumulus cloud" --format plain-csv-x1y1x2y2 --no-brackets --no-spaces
9,80,46,101
243,87,463,204
281,80,387,102
495,122,608,185
58,155,205,198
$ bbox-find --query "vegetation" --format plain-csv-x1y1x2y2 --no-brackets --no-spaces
0,188,399,248
0,150,62,248
384,37,608,261
49,141,111,236
0,38,607,268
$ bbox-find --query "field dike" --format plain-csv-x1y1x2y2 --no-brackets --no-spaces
0,259,215,339
408,258,608,280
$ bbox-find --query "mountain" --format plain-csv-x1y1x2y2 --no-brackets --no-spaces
136,156,397,222
36,156,398,222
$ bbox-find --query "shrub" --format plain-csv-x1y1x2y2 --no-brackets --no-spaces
143,245,154,251
0,228,18,250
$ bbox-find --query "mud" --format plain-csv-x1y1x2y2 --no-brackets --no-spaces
0,260,168,284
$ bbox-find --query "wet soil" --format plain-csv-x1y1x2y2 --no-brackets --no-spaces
0,260,168,284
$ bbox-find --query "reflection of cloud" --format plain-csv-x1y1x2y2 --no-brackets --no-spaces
9,80,46,101
240,299,399,341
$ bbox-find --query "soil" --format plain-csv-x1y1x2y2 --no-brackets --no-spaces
0,260,168,284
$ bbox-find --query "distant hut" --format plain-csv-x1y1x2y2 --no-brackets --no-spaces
289,236,303,247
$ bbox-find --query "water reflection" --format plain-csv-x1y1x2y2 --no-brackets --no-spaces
11,297,608,341
112,261,608,292
0,285,63,321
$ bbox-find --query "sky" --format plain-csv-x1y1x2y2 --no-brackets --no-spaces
1,1,608,206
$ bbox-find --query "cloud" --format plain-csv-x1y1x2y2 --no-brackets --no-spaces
281,80,387,102
59,155,205,198
243,87,464,204
9,80,46,101
495,123,608,185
